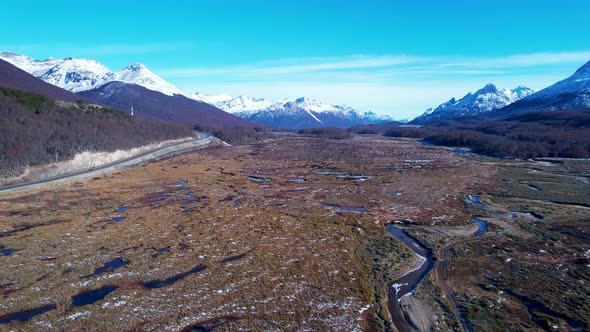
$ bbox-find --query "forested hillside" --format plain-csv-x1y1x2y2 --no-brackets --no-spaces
0,87,191,177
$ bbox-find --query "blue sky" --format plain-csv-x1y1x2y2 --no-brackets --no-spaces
1,0,589,119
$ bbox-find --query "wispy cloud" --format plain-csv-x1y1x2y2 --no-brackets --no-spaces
162,51,590,80
437,51,590,69
161,55,423,77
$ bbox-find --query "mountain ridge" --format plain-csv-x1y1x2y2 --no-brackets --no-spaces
495,60,590,116
0,51,184,96
78,82,258,128
193,93,394,129
0,58,86,103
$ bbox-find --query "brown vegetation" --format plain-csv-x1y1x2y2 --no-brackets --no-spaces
297,127,352,139
0,134,494,330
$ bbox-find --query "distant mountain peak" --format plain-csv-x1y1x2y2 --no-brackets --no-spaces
412,83,534,123
295,96,313,103
478,83,498,93
124,63,149,72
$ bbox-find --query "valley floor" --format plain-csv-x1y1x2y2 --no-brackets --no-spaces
0,134,588,331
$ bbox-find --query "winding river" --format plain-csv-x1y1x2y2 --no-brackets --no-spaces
387,224,434,332
387,194,490,331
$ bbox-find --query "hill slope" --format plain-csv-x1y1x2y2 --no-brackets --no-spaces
78,82,258,128
0,59,84,103
496,60,590,116
0,86,191,177
0,52,185,96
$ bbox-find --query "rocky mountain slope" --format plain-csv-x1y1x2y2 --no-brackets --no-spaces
496,60,590,116
78,82,257,128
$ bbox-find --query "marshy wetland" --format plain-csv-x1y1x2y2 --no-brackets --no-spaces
0,134,588,331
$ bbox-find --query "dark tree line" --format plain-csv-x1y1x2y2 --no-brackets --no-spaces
381,109,590,158
193,125,277,145
0,87,191,177
297,127,352,139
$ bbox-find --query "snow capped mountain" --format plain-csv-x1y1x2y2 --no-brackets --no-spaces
113,63,185,96
194,93,394,129
192,92,234,104
193,93,276,114
412,83,534,123
0,51,184,96
1,51,396,128
0,51,60,76
499,60,590,115
38,57,114,92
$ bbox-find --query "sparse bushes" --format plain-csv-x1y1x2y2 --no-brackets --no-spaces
348,122,402,134
193,125,275,145
297,127,351,139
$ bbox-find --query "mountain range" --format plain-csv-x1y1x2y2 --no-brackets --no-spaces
194,93,394,129
0,51,256,127
412,60,590,123
0,51,393,129
0,51,185,95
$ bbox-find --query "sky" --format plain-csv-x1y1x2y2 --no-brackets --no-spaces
1,0,589,119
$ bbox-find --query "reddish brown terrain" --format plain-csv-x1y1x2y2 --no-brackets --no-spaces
0,134,588,331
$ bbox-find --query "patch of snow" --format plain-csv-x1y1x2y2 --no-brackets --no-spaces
391,282,408,294
67,311,90,320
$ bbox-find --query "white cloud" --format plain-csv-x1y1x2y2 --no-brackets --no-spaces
162,51,590,80
161,55,423,77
